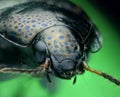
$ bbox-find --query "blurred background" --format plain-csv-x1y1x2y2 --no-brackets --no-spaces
0,0,120,97
90,0,120,29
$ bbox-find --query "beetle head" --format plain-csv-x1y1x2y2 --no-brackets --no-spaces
50,50,85,79
37,26,85,79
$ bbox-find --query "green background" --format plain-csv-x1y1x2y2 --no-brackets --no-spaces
0,0,120,97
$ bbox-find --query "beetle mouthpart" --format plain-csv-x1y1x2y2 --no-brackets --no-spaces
60,59,75,70
64,70,74,76
73,76,77,84
82,61,120,86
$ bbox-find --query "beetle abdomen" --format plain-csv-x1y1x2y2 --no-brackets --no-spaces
0,2,65,46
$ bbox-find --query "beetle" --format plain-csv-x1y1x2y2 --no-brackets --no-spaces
0,0,120,85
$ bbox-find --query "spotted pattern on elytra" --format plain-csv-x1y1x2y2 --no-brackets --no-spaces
0,9,65,46
40,26,79,62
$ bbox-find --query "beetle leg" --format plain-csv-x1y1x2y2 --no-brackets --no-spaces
36,58,52,82
36,58,50,72
40,58,50,68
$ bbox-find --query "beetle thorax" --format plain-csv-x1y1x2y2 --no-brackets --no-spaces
40,26,81,62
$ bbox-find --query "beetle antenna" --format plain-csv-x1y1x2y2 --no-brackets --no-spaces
0,67,45,76
81,23,92,43
0,58,50,77
82,61,120,86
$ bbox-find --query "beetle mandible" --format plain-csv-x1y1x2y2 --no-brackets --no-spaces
0,0,120,85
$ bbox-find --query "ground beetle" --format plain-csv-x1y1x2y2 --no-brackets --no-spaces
0,0,120,85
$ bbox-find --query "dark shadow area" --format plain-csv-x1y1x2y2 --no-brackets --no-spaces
0,37,20,65
89,0,120,35
40,75,58,96
0,36,39,69
0,37,57,96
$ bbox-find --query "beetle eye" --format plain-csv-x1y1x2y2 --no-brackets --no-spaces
35,41,47,52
